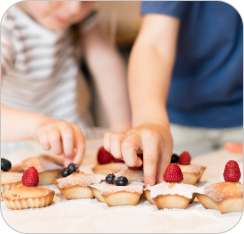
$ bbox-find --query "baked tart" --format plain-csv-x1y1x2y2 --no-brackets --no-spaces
10,157,63,185
171,151,206,185
115,168,144,182
1,171,23,200
144,164,197,209
92,163,127,175
54,172,105,200
196,160,243,214
89,173,144,207
2,184,55,210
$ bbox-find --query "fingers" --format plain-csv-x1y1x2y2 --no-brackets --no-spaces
37,129,51,151
48,128,63,155
104,132,127,159
60,126,74,157
121,134,142,167
71,126,86,167
142,135,161,186
224,142,243,154
156,150,171,184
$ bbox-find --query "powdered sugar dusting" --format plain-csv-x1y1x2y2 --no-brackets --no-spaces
115,168,144,181
197,182,243,202
23,158,62,172
1,172,23,184
89,181,144,195
56,172,105,188
179,164,202,174
146,182,197,199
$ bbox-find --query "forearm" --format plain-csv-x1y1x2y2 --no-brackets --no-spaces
128,15,179,128
1,104,50,142
128,45,173,128
83,25,131,131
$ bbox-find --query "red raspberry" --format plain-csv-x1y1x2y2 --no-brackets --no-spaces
22,167,39,186
178,151,191,165
97,146,113,164
113,158,125,163
163,164,183,183
223,160,241,182
128,154,143,171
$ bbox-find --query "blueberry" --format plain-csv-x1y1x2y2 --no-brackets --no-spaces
1,158,11,171
115,176,128,186
61,168,70,177
171,154,179,164
67,163,78,174
105,173,115,184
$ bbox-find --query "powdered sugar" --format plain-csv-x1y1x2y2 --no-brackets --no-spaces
115,168,144,181
89,181,144,195
56,172,105,188
196,182,243,202
146,182,197,199
1,172,23,184
23,158,62,172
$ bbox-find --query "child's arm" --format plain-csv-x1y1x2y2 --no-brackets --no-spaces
1,71,85,167
104,15,180,186
82,24,131,132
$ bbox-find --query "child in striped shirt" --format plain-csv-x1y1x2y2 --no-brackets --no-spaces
1,1,131,166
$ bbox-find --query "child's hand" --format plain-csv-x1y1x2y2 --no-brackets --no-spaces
224,142,243,154
35,119,85,167
104,123,173,186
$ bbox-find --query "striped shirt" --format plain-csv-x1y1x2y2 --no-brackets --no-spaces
1,5,98,134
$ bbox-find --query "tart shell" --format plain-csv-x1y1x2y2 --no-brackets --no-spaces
89,187,105,203
92,163,127,175
153,194,192,210
54,181,94,200
2,185,55,210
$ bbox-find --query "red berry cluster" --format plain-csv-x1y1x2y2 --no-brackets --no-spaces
223,160,241,182
97,147,143,171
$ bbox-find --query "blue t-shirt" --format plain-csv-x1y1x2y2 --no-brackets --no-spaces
141,1,243,128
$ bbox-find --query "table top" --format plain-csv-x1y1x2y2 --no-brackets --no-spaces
1,139,243,233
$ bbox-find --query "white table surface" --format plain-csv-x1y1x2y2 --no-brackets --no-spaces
1,138,243,233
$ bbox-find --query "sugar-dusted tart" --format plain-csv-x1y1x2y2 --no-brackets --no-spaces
2,184,55,210
89,181,144,207
1,172,23,200
19,157,62,185
179,164,206,185
54,172,105,200
196,181,243,214
92,163,127,175
195,160,243,214
144,182,197,209
115,168,144,182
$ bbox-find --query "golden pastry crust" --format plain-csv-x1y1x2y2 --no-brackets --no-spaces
89,181,144,207
115,168,144,182
2,184,55,210
54,172,105,200
92,163,127,175
195,181,243,214
144,182,197,209
1,172,23,200
9,157,63,185
179,164,206,185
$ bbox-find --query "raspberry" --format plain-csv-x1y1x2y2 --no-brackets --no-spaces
128,154,143,171
97,146,113,164
163,164,183,183
113,158,125,163
223,160,241,182
178,151,191,165
22,167,39,186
